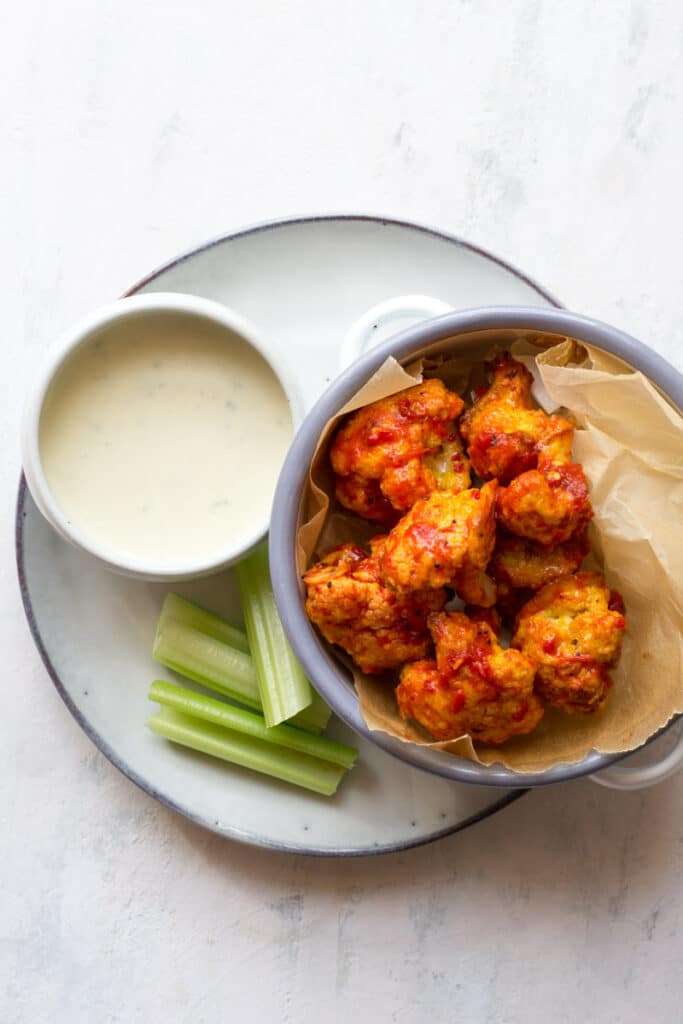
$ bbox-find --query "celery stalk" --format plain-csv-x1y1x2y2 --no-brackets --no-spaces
148,707,347,796
236,543,330,730
149,680,357,769
153,619,261,710
292,689,330,733
152,605,324,733
159,593,249,653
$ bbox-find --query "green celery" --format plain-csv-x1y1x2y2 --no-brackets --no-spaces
159,592,249,653
153,618,261,710
148,707,347,796
149,680,356,769
152,604,324,733
236,543,330,730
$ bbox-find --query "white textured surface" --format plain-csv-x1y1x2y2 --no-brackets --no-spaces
3,3,683,1022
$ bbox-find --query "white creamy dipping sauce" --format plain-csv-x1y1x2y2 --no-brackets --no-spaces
39,312,293,567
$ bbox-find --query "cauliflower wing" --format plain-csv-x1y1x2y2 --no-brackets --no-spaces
396,611,543,744
330,379,469,523
496,429,593,545
513,571,626,713
490,528,589,621
333,473,400,526
460,354,573,484
379,481,498,604
490,528,589,592
304,539,446,675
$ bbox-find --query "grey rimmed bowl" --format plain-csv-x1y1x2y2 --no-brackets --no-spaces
270,306,683,787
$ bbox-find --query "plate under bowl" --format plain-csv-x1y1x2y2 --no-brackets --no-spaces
19,215,571,852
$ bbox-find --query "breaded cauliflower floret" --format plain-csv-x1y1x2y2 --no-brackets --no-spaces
330,379,469,523
490,529,589,592
459,354,573,484
333,473,400,527
303,539,446,675
379,481,498,605
513,571,626,713
396,611,543,745
490,529,589,622
496,416,593,546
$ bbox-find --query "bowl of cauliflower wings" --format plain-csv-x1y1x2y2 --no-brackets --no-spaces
270,307,683,786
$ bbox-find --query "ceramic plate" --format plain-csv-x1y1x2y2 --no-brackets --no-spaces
17,215,559,856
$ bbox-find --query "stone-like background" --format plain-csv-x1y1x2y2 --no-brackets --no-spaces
3,3,682,1021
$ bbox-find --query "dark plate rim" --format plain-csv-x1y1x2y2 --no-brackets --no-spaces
15,212,563,855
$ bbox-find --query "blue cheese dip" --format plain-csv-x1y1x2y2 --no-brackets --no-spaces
38,312,293,567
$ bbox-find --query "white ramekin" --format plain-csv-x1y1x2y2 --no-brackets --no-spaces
21,292,302,581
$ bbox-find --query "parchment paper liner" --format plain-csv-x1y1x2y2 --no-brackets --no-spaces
297,337,683,772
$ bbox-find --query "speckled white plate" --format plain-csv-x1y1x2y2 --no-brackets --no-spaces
17,214,560,855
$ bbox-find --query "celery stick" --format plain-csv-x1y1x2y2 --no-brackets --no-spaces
291,688,330,733
288,707,325,734
160,592,249,653
153,612,324,732
149,680,357,769
148,707,347,796
153,619,261,710
237,543,330,729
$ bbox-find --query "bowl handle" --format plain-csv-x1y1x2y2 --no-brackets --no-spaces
590,720,683,790
340,295,452,369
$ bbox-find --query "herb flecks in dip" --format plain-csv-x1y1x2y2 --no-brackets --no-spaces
39,312,292,567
